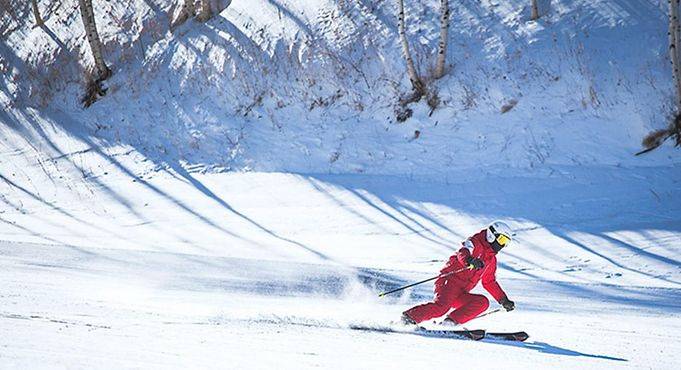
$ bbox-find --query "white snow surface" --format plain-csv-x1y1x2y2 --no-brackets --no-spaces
1,0,681,369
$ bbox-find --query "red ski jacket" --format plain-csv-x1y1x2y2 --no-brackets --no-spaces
439,229,508,303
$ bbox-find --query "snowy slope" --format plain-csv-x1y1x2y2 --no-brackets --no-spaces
1,0,681,369
1,163,679,368
0,169,680,369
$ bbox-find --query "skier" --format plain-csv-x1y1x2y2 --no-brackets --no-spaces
401,221,516,326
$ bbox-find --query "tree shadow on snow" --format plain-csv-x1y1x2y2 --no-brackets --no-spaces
301,172,681,286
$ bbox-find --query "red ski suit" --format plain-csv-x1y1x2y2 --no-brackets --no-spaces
404,229,508,324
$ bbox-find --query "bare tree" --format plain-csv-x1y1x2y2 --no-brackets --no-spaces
670,0,681,111
171,0,196,30
196,0,231,22
531,0,539,21
31,0,45,28
637,0,681,153
183,0,196,15
434,0,449,79
397,0,425,96
197,0,213,21
78,0,111,80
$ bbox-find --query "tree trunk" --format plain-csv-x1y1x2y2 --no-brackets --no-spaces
531,0,539,21
434,0,449,79
78,0,111,80
636,1,681,153
171,0,196,30
670,0,681,112
197,0,213,21
31,0,45,27
397,0,424,95
184,0,196,15
196,1,231,22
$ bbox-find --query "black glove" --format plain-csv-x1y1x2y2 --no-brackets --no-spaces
466,256,484,270
500,297,515,312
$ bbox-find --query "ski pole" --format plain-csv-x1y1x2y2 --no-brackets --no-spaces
459,308,504,331
472,308,503,320
378,267,469,298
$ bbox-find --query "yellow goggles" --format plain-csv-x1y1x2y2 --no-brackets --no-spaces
496,234,511,246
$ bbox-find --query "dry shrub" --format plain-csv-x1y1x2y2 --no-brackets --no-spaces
399,90,422,106
427,90,440,116
501,99,518,114
641,129,670,150
395,106,413,123
81,69,108,108
637,113,681,155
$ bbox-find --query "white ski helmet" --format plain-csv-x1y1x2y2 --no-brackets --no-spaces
486,221,513,247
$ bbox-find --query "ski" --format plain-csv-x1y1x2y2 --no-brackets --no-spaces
350,323,527,342
420,328,486,341
349,324,485,341
486,331,529,342
423,328,528,342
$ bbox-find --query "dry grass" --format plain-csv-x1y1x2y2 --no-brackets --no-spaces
80,69,108,108
501,99,518,114
637,113,681,155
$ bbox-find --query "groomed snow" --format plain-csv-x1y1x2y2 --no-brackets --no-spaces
1,0,681,369
1,164,680,369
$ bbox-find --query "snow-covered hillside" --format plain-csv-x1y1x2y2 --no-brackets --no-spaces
2,0,680,173
1,0,680,369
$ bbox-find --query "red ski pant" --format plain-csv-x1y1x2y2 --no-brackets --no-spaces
404,278,489,324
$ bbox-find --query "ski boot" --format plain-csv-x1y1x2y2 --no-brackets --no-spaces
441,317,459,327
400,312,417,326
